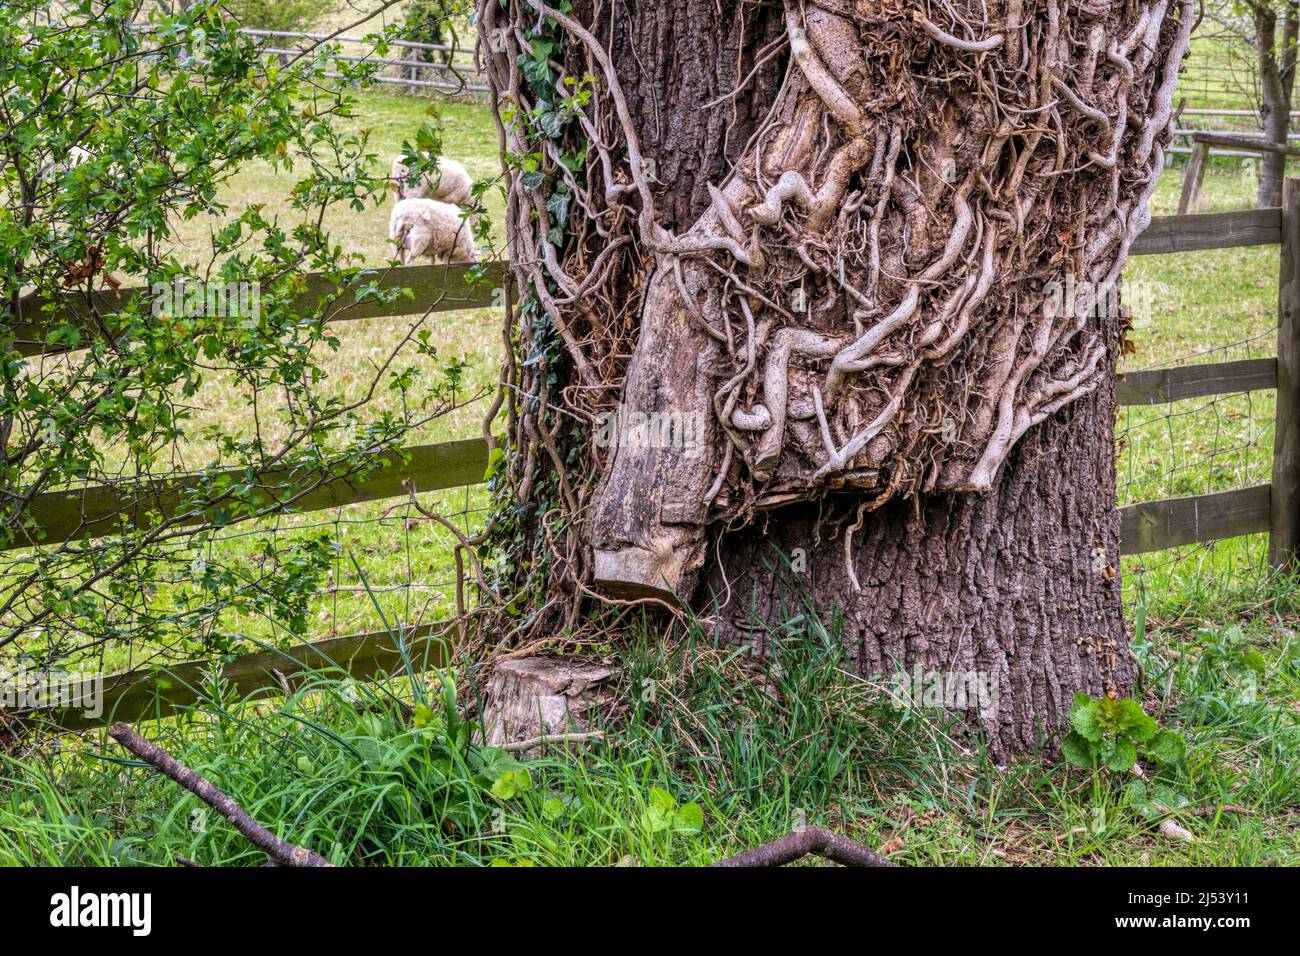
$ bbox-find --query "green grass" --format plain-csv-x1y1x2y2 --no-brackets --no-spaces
3,602,1297,866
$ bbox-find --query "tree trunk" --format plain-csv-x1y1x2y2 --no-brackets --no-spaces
1256,3,1298,209
478,1,1195,756
703,357,1125,759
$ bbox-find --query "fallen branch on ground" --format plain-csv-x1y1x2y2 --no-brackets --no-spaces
108,721,332,868
501,730,605,752
711,825,895,867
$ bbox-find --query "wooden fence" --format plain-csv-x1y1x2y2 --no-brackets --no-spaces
8,195,1300,731
239,28,487,95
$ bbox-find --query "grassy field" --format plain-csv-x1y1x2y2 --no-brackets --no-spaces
2,34,1299,865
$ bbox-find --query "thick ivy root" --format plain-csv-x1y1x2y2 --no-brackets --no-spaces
586,1,1191,599
479,1,1193,750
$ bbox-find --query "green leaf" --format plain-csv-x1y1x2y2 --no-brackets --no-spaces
541,798,565,822
1101,737,1138,773
1240,649,1269,674
1061,731,1096,768
1115,698,1158,742
477,747,526,781
1069,694,1103,742
483,445,504,481
673,802,704,834
1141,728,1187,765
642,787,678,833
491,768,534,801
412,703,435,729
1151,785,1190,812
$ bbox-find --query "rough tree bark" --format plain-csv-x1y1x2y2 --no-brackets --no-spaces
1255,2,1298,209
477,1,1195,757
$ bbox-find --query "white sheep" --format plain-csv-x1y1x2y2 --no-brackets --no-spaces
390,154,473,206
66,145,93,168
389,197,477,266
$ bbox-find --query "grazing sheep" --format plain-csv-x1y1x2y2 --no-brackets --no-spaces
390,154,473,206
389,197,477,266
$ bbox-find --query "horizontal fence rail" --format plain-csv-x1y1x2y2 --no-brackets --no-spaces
8,623,454,733
10,261,510,358
1119,486,1271,556
1115,357,1277,404
8,436,492,552
238,27,488,94
1128,207,1281,255
5,205,1297,733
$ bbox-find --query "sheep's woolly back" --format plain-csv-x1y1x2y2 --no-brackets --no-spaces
390,155,473,206
389,198,476,265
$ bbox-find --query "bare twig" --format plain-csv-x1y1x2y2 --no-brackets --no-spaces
108,722,332,868
501,730,605,752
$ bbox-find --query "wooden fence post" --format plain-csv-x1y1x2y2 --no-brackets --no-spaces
1269,177,1300,570
1178,139,1209,215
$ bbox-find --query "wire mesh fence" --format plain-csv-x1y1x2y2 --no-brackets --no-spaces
1118,327,1283,626
1118,328,1277,507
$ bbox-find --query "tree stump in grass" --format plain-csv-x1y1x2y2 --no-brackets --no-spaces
479,658,613,753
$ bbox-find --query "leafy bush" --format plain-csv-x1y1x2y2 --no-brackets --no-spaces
1061,693,1187,773
0,2,466,668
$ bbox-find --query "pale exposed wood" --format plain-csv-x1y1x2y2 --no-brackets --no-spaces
1117,357,1277,405
9,436,491,552
1177,140,1209,215
1129,208,1282,256
1119,485,1271,556
1270,178,1300,569
479,657,614,751
10,623,453,732
8,261,510,357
